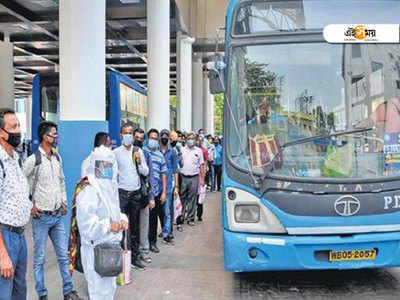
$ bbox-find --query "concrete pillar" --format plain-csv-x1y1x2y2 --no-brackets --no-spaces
147,0,170,130
177,32,195,132
0,41,14,109
203,74,214,135
192,57,203,132
59,0,107,230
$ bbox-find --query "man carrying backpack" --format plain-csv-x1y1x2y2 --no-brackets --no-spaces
0,109,32,300
24,121,82,300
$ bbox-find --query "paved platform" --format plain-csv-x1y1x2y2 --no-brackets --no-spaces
26,192,400,299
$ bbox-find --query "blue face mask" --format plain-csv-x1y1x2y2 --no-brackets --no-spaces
122,134,133,146
148,139,159,150
187,139,195,148
99,167,113,180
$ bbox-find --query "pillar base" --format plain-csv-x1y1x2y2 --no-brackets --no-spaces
58,120,108,232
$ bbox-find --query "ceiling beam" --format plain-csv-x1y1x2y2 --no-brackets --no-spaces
0,2,58,40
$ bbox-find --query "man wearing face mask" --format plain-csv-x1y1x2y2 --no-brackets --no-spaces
159,130,179,244
180,133,205,226
114,124,149,270
144,129,167,253
133,128,156,264
24,122,82,300
0,109,32,300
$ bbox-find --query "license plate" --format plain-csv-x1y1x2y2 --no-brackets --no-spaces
329,249,377,261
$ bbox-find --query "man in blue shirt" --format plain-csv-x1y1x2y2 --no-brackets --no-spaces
144,129,167,253
213,136,223,191
159,130,179,244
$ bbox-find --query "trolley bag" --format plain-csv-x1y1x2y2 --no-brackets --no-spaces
117,231,132,286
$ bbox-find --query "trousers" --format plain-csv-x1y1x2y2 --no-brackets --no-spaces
149,195,164,245
119,189,142,260
180,175,199,222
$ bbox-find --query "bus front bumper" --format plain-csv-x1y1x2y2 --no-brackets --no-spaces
223,229,400,272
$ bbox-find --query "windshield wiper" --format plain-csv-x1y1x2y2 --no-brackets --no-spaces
259,127,374,183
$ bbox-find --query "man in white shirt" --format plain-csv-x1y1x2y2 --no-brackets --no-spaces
180,133,205,226
114,124,149,270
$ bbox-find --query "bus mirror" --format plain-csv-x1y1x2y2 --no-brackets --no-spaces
208,69,225,94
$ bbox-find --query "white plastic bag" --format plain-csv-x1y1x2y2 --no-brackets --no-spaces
198,185,207,204
174,194,182,222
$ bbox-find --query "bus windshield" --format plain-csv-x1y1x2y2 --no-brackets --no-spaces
228,42,400,180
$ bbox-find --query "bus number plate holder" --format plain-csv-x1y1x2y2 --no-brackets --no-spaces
329,249,377,261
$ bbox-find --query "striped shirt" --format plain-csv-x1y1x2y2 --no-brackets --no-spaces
143,147,167,196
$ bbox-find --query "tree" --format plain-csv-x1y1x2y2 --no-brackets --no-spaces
214,93,224,135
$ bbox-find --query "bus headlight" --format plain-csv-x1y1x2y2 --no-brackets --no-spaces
226,187,287,234
235,205,260,223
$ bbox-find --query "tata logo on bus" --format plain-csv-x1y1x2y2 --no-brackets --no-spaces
334,195,360,217
344,25,376,41
323,24,399,43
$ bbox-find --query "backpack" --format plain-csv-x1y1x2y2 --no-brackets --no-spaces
68,177,90,275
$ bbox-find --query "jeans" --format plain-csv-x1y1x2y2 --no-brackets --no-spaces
162,193,173,238
149,195,165,245
119,189,142,260
209,162,215,191
32,211,73,297
213,165,222,191
0,229,27,300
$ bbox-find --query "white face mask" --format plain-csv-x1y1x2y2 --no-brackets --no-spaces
122,134,133,146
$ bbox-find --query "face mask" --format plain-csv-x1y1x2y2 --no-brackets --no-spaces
170,141,177,147
133,139,143,148
187,139,195,148
122,134,133,146
99,167,113,180
160,138,169,146
148,139,159,150
3,129,21,148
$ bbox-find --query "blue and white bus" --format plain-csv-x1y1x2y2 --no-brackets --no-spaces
218,0,400,272
31,69,148,151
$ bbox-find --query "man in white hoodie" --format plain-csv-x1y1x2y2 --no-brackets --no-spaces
76,146,128,300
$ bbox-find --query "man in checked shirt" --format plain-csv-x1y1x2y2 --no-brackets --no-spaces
0,109,32,300
24,121,82,300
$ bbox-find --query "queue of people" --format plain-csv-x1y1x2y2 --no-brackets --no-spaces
0,107,223,300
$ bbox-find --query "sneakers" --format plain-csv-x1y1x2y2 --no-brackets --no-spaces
64,291,83,300
132,259,146,270
150,244,160,253
140,254,152,263
39,296,48,300
198,217,203,222
187,221,195,226
177,225,183,232
158,232,163,238
162,236,174,245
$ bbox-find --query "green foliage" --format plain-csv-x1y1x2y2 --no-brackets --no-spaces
214,93,224,135
170,95,177,108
